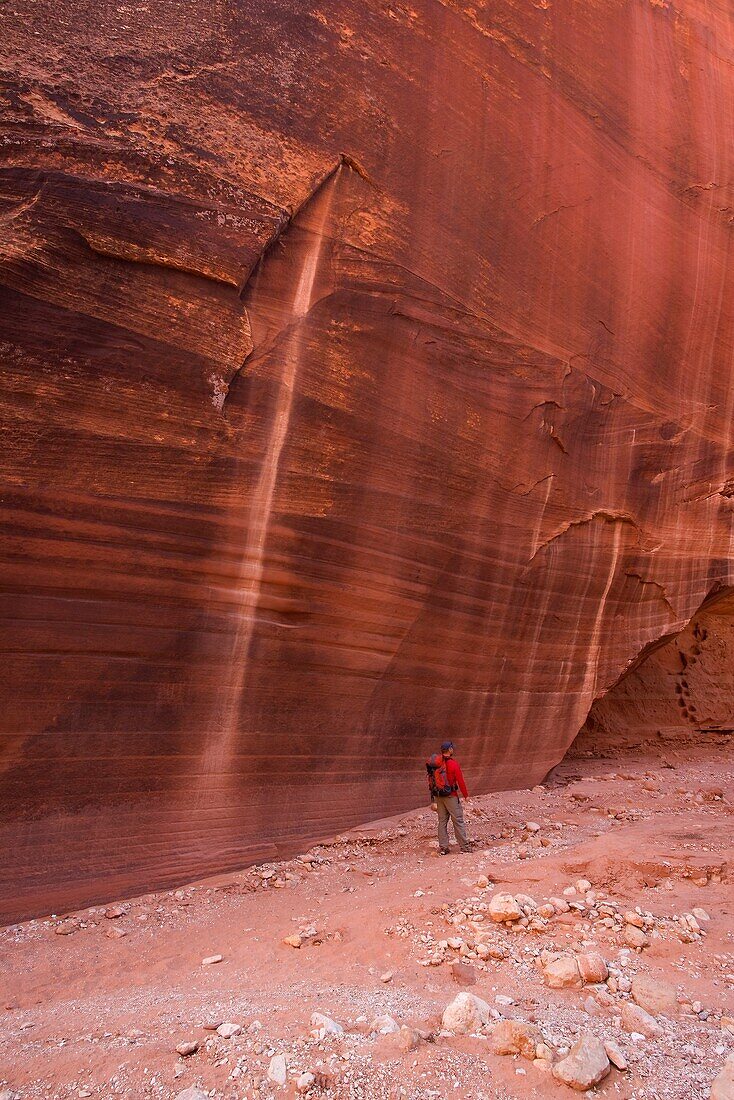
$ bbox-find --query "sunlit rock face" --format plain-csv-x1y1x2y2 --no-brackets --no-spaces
2,0,734,921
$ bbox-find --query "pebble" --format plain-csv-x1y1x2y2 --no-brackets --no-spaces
283,935,302,949
296,1072,316,1092
380,971,393,983
201,954,222,966
175,1089,208,1100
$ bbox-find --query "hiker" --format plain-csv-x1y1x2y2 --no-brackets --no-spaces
426,740,472,855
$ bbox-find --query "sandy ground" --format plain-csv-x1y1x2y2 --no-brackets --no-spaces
1,735,732,1100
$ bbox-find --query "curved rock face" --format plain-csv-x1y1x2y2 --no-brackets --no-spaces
576,589,734,754
2,0,734,921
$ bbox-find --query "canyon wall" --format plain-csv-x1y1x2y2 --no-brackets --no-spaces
1,0,734,921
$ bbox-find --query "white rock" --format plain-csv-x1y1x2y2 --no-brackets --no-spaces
310,1012,343,1036
296,1072,316,1093
441,992,491,1034
370,1014,400,1034
216,1022,242,1038
488,893,522,923
201,954,223,966
175,1090,209,1100
267,1054,288,1087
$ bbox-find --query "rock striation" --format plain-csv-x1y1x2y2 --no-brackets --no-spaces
1,0,734,921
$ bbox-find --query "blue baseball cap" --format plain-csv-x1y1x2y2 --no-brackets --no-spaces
441,740,454,752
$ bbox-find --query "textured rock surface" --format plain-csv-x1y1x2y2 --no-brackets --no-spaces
578,592,734,751
2,0,734,920
552,1033,611,1091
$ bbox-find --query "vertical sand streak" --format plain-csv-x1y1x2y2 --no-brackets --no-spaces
579,522,623,707
201,170,339,791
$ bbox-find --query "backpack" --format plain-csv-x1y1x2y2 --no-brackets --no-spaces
426,752,456,798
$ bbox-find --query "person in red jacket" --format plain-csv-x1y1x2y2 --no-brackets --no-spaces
436,740,471,854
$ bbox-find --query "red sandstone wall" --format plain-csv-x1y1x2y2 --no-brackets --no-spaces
2,0,734,921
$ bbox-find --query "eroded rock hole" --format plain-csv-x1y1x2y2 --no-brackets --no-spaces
566,587,734,759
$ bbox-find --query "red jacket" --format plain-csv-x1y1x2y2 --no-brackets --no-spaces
444,757,469,799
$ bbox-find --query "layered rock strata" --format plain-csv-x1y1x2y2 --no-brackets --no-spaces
1,0,734,920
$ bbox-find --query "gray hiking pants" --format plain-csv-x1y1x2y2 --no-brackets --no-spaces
437,795,470,852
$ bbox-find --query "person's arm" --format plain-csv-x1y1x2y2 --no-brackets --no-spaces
453,761,469,799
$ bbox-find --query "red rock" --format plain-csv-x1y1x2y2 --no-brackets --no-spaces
552,1033,611,1091
490,1019,542,1060
631,975,678,1016
711,1055,734,1100
621,1003,663,1039
3,0,734,922
542,955,583,990
450,961,476,986
576,953,608,984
